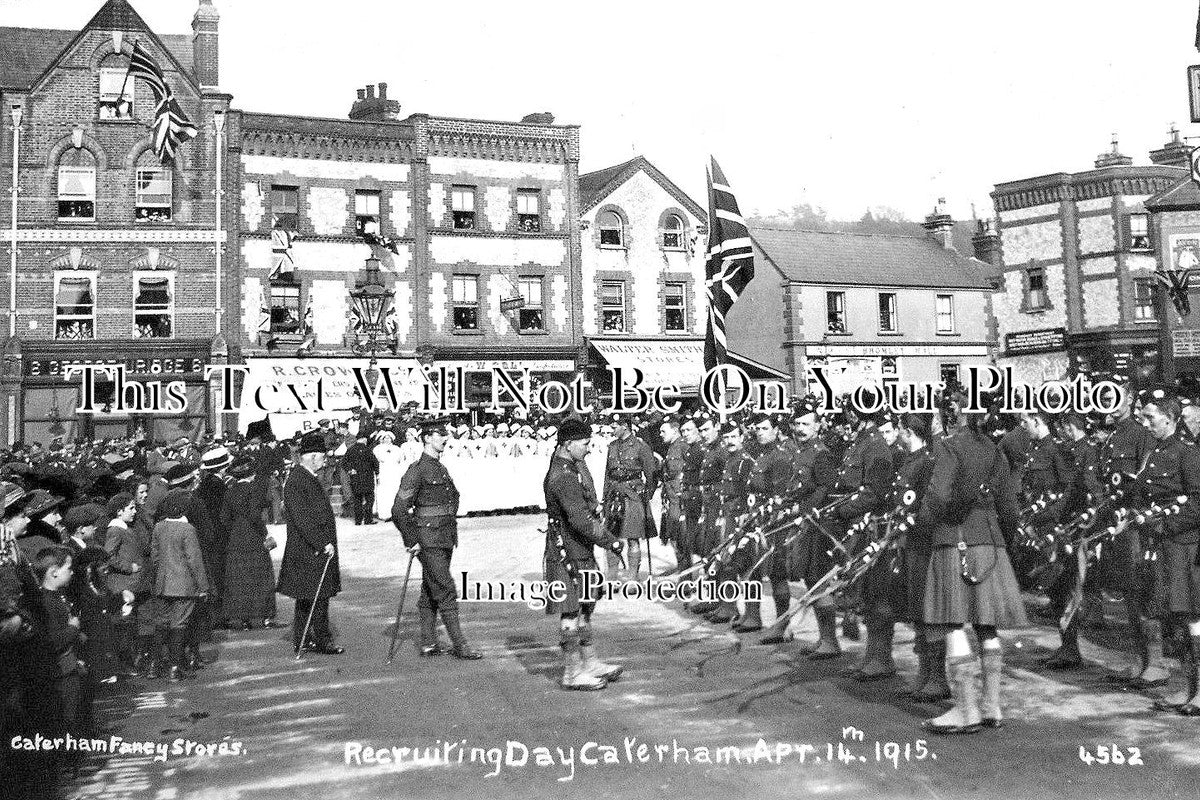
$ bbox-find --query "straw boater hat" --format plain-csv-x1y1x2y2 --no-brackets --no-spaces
200,446,232,471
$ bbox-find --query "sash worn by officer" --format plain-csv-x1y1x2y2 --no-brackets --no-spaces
544,419,624,691
391,417,481,660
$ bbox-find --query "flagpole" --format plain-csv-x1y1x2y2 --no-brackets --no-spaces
213,108,226,437
116,39,135,115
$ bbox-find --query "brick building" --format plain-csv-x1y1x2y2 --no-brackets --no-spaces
1145,165,1200,383
726,206,995,397
0,0,232,446
990,135,1185,386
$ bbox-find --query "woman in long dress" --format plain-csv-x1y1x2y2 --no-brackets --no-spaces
220,457,278,629
373,431,404,521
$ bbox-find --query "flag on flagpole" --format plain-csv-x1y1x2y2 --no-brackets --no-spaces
123,40,197,163
703,158,755,375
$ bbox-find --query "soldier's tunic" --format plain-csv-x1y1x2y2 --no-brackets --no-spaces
1132,434,1200,617
659,439,686,546
544,454,617,616
1097,416,1156,594
888,446,936,623
679,441,706,557
708,448,755,579
747,440,796,584
830,425,894,610
697,441,729,556
603,434,657,541
1016,435,1080,591
392,454,462,619
786,437,838,584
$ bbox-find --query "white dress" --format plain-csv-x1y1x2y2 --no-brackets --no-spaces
373,441,404,520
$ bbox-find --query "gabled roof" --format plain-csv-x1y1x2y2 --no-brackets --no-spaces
579,155,707,221
1146,177,1200,212
5,0,196,95
750,226,993,290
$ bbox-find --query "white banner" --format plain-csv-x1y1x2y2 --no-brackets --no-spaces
590,339,705,390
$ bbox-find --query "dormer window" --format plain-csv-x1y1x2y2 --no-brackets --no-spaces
98,56,134,120
599,211,623,247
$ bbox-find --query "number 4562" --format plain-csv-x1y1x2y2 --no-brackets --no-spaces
1079,745,1143,765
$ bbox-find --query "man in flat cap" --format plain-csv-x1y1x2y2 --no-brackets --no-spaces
544,418,624,690
277,432,344,655
392,417,481,659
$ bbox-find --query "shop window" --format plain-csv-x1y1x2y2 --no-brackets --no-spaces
936,294,955,333
98,57,134,119
601,281,626,332
135,163,172,221
55,274,95,339
271,185,299,230
661,214,685,250
452,186,476,230
664,282,686,331
826,291,846,333
878,292,897,332
1026,267,1048,310
58,150,96,221
355,190,381,235
1133,278,1156,321
599,211,623,247
518,276,544,331
270,280,302,334
517,190,541,232
133,274,173,338
1128,213,1151,251
452,275,479,330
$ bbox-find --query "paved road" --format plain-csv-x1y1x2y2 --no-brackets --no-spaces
59,514,1200,800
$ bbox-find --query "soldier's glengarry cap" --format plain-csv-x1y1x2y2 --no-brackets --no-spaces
557,418,592,443
793,395,823,419
417,416,452,436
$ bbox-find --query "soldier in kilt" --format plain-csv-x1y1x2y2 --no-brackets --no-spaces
657,417,688,576
602,414,658,581
687,417,728,615
544,420,624,691
703,422,755,625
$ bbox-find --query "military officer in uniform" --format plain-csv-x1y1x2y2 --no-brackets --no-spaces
544,419,624,690
657,417,688,575
277,432,344,655
737,413,797,634
688,417,729,615
391,418,481,660
704,422,756,625
602,413,658,581
677,417,705,590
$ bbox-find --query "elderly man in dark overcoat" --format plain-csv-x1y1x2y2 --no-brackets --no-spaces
277,432,343,655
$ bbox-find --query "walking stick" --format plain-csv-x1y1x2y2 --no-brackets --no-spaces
295,550,335,661
386,549,417,663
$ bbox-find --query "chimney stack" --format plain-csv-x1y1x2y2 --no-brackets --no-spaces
922,198,956,251
192,0,220,91
349,82,402,122
1095,133,1133,168
972,218,1003,270
1149,123,1190,168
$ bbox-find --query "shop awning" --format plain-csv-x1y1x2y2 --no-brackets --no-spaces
238,357,429,439
589,338,706,392
728,350,791,382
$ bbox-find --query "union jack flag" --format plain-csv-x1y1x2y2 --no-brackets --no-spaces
703,157,754,373
1157,268,1194,318
123,41,197,163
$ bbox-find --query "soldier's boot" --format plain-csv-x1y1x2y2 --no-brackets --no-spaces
855,618,897,681
802,604,842,660
705,593,739,624
625,539,642,582
1180,635,1200,715
561,630,607,691
913,638,952,701
690,577,721,615
1134,618,1171,689
979,648,1005,728
760,590,794,644
905,640,930,697
922,655,982,735
418,607,445,657
440,609,482,660
732,599,763,632
1154,629,1199,710
1044,621,1083,669
578,622,622,681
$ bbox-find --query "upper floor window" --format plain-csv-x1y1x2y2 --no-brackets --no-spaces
133,274,173,338
1026,266,1049,310
1128,213,1151,251
55,274,95,340
271,185,299,231
661,214,685,250
826,291,846,333
664,282,686,331
135,156,172,221
517,276,544,331
517,190,541,232
878,292,897,332
452,275,479,330
58,150,96,221
599,211,623,247
1133,278,1156,321
269,279,303,334
601,281,626,332
98,57,134,120
452,186,476,230
355,190,381,236
936,294,955,333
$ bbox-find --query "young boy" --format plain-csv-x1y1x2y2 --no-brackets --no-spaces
151,491,210,682
36,546,86,731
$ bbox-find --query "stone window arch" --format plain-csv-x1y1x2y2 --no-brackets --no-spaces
658,210,687,250
597,208,626,248
133,149,174,221
56,148,97,221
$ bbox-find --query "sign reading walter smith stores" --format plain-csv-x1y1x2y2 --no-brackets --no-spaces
1004,327,1067,357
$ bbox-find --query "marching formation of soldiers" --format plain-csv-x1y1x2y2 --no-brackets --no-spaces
540,376,1200,732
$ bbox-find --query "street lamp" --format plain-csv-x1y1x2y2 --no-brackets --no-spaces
349,254,394,360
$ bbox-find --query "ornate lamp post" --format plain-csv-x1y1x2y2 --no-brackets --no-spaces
349,254,395,369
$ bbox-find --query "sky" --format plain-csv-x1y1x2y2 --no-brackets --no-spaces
3,0,1199,223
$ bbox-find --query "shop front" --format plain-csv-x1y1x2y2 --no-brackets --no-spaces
430,352,579,419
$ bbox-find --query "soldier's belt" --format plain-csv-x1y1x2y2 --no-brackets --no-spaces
415,505,455,517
